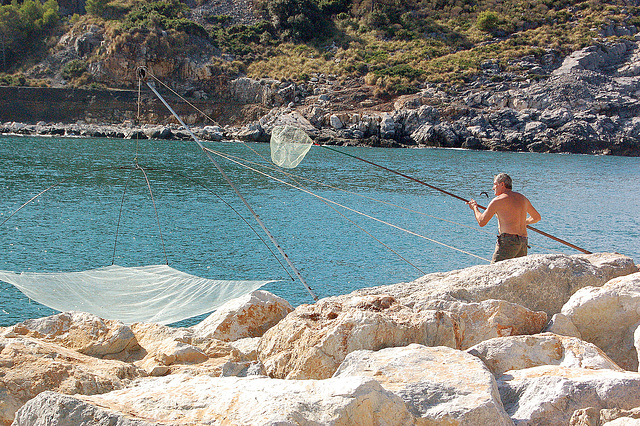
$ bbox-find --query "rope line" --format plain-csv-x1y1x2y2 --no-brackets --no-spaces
112,169,133,265
147,73,220,126
136,165,169,265
319,144,591,254
208,147,563,255
232,141,426,274
139,69,319,301
140,166,296,281
204,147,490,263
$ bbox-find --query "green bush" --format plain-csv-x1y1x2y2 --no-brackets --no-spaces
86,0,108,17
263,0,332,41
62,59,87,79
476,10,500,32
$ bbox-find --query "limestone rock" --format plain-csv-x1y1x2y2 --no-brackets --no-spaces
543,313,582,338
570,407,640,426
357,253,637,316
4,311,140,360
12,391,158,426
498,366,640,426
561,272,640,370
468,333,621,376
334,343,513,425
258,294,458,379
553,42,633,75
14,374,414,425
192,290,292,341
130,322,231,376
0,336,142,425
421,299,547,349
604,418,640,425
636,325,640,372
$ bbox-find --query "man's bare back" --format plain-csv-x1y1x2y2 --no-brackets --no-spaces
467,173,541,262
487,191,534,236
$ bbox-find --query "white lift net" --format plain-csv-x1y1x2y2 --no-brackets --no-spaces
0,264,273,325
270,125,314,169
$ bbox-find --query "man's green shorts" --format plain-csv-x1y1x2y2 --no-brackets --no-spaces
492,233,528,263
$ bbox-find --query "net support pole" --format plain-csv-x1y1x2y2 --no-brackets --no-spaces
319,144,591,254
140,71,318,301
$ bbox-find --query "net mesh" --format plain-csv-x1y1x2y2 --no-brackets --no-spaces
270,125,314,168
0,265,273,325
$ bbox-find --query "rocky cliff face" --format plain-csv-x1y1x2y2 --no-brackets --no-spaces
9,19,640,156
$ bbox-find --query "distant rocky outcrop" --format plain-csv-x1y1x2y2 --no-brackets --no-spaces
2,253,640,425
4,39,640,156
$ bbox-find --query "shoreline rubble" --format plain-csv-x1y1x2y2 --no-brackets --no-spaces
1,252,640,425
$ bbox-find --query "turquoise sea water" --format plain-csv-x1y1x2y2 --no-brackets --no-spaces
0,135,638,327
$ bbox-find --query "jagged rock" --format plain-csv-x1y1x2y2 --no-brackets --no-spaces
468,333,621,376
356,253,637,316
554,42,633,75
13,392,155,426
14,374,414,425
261,110,316,133
0,336,143,425
257,294,458,379
497,366,640,426
3,311,140,360
636,325,640,372
418,299,547,350
570,406,640,426
329,114,344,129
379,113,396,138
333,344,513,425
229,336,260,362
192,290,293,342
130,323,209,372
561,272,640,371
543,313,582,338
234,122,265,141
229,77,279,105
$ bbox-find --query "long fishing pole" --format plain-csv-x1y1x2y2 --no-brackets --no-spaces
137,67,319,301
318,144,591,254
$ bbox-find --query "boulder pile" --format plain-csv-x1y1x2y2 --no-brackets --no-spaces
2,253,640,425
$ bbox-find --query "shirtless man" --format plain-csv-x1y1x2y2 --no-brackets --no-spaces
468,173,541,263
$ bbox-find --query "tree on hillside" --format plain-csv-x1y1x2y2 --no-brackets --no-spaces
0,5,20,70
0,0,59,73
263,0,332,41
85,0,108,17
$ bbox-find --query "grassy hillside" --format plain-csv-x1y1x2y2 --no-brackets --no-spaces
1,0,638,94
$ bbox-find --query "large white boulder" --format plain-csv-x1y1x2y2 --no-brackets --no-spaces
570,406,640,425
334,343,513,425
636,324,640,372
468,333,621,376
258,292,553,380
4,311,139,360
192,290,292,342
13,374,414,425
561,272,640,370
0,336,142,425
357,253,637,316
258,294,459,379
420,299,547,349
497,366,640,425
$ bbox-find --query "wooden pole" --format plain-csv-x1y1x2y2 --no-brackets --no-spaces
319,145,592,254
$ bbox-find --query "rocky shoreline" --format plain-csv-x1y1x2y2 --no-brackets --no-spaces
2,252,640,425
4,39,640,156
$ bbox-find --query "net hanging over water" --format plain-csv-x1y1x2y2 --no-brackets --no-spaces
0,265,273,325
270,125,314,168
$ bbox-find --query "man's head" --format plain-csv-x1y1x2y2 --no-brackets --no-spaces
493,173,512,194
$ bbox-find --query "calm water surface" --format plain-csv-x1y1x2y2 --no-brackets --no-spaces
0,135,638,327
